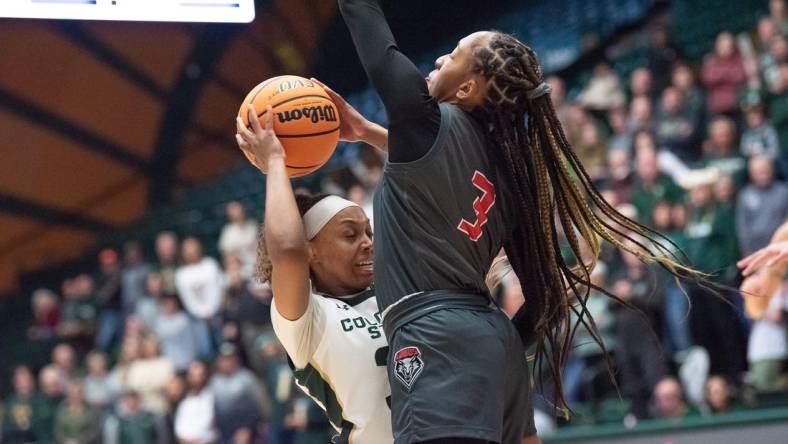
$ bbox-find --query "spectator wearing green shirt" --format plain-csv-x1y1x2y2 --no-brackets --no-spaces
767,64,788,176
58,274,98,349
702,116,748,186
54,379,101,444
35,365,65,444
2,366,38,444
741,103,780,160
115,390,160,444
632,132,685,226
686,182,748,379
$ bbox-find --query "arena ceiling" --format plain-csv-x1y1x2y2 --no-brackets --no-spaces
0,0,338,294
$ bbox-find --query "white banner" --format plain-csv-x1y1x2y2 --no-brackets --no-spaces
0,0,255,23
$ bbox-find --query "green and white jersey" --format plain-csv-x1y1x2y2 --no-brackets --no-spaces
271,288,391,444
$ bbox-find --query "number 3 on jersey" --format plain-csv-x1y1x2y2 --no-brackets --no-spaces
457,171,496,241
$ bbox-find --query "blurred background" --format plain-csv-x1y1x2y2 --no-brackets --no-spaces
0,0,786,443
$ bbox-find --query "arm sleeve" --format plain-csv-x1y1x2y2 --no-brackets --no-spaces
338,0,440,162
271,293,327,369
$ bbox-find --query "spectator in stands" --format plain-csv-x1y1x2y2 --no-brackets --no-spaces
658,201,694,355
652,377,694,419
704,375,738,414
628,96,655,135
154,231,179,296
222,253,272,375
756,17,779,56
577,61,626,112
564,264,615,405
770,64,788,173
654,86,700,161
258,333,299,444
28,288,61,341
84,350,114,411
747,284,787,392
108,336,142,400
54,378,101,444
607,107,632,152
59,274,98,349
713,174,741,278
121,241,152,317
611,247,668,419
702,116,747,185
629,67,654,101
605,148,635,204
632,134,685,226
135,272,162,331
685,182,747,378
113,390,161,444
174,361,216,444
2,366,38,443
175,237,224,358
162,374,186,440
126,336,175,416
51,343,77,391
647,25,684,92
218,201,259,277
736,155,788,255
210,342,263,444
741,103,780,160
153,294,197,372
574,121,608,181
37,365,65,443
702,32,746,117
348,184,374,228
772,0,788,33
94,248,123,350
762,34,787,92
671,62,705,122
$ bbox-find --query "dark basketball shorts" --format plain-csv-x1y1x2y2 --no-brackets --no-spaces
387,306,536,444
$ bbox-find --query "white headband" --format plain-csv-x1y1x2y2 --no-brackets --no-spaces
303,196,360,240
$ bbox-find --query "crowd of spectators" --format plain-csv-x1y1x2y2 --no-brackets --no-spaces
496,0,788,427
2,0,788,441
4,202,334,443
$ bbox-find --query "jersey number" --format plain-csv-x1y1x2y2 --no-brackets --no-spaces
457,171,496,242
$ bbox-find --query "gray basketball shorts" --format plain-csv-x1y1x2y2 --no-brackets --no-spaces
387,306,536,444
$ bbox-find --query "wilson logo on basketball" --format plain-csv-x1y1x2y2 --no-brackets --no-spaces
276,105,338,124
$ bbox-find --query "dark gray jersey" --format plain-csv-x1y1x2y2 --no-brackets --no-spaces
373,103,512,311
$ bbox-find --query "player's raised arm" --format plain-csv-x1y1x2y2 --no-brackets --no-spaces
236,106,310,321
337,0,440,162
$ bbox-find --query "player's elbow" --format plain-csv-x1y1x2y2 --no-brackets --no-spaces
268,240,309,264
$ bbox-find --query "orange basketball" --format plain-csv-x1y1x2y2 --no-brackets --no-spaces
238,75,340,177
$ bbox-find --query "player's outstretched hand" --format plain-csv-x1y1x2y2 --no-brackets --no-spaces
737,240,788,277
236,104,285,173
311,77,370,143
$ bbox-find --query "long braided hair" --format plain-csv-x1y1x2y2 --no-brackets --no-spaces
471,32,700,412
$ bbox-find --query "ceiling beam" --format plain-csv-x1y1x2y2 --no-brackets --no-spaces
0,192,114,232
52,22,168,101
149,24,241,205
0,87,152,174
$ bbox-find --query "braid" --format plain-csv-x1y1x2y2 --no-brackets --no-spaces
472,32,703,414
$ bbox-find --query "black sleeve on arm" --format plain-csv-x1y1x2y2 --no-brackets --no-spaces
338,0,440,163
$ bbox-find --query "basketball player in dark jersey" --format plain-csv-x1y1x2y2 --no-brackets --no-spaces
338,1,699,443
